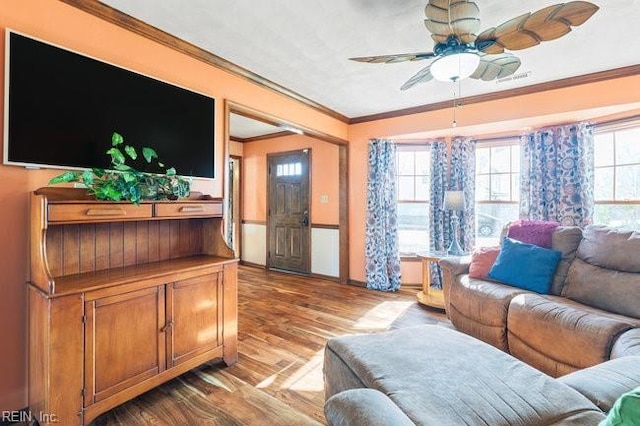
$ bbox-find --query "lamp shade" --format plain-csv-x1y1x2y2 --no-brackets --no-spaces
430,52,480,82
444,191,465,211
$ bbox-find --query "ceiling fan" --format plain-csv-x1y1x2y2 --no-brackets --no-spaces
350,1,599,90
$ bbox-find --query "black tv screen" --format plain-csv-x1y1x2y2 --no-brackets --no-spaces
4,31,215,178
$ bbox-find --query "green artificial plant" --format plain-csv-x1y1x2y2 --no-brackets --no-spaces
49,132,191,204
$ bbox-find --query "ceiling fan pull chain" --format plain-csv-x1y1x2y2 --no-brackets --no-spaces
452,79,458,128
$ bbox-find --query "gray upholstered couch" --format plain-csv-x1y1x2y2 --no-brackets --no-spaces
323,325,640,425
323,225,640,425
439,225,640,377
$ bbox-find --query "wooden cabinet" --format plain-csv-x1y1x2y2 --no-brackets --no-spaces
28,188,238,425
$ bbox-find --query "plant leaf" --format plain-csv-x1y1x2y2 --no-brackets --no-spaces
82,170,94,186
114,164,132,171
92,168,105,178
49,171,79,184
142,147,158,163
124,145,137,160
106,148,125,166
112,132,124,146
166,167,176,176
122,172,136,183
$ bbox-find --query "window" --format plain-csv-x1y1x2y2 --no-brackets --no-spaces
593,126,640,229
475,141,520,246
396,145,430,254
276,162,302,177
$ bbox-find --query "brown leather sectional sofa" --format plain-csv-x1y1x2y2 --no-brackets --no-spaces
440,225,640,377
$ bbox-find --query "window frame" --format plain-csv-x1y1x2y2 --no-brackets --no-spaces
395,144,431,257
475,138,520,205
592,122,640,228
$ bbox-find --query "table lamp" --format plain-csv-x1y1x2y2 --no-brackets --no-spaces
444,191,465,255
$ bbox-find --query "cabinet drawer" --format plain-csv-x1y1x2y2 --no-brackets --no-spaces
48,203,153,223
154,202,222,218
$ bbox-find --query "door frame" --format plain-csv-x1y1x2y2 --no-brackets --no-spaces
228,155,242,259
224,100,350,284
265,148,312,273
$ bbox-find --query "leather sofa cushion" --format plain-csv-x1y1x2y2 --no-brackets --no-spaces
558,357,640,412
563,258,640,319
549,226,583,295
324,325,604,426
577,225,640,273
508,294,638,376
612,329,640,359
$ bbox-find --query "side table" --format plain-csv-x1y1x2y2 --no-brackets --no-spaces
416,251,448,310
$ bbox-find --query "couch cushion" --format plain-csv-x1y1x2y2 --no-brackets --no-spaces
549,226,583,295
508,294,638,377
612,329,640,359
448,275,528,351
558,357,640,412
324,325,604,426
563,258,640,319
507,220,560,248
468,246,500,279
578,225,640,273
488,238,562,294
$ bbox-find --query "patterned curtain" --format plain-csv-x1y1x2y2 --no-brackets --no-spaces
429,140,448,288
450,138,476,251
520,123,594,226
365,139,402,291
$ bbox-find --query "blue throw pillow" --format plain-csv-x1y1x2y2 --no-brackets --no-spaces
488,237,562,294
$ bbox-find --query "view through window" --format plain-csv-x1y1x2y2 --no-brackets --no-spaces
396,145,430,254
475,141,520,246
594,126,640,229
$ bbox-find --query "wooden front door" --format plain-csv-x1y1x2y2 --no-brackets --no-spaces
267,150,310,274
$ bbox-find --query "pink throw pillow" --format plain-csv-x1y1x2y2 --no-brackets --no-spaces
469,247,501,279
507,220,560,249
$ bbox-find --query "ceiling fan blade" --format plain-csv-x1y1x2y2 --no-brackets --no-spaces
400,64,434,91
349,52,436,64
424,0,480,44
470,53,522,81
475,1,599,54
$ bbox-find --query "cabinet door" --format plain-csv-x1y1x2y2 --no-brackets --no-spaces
84,286,166,405
166,273,222,367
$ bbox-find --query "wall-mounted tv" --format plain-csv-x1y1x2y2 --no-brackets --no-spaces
4,30,215,179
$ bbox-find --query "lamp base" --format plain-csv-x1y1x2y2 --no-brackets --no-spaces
447,212,465,256
447,239,465,256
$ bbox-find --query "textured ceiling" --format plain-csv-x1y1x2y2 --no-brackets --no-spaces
229,113,282,139
102,0,640,118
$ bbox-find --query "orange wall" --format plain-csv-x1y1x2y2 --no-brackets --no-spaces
242,134,339,225
348,75,640,283
0,0,347,411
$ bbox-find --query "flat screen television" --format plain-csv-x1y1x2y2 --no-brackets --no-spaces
4,30,215,178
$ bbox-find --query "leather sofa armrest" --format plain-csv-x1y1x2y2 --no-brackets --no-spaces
438,256,471,276
325,389,415,426
558,356,640,412
439,256,471,313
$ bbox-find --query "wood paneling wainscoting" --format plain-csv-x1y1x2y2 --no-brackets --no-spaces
83,265,449,425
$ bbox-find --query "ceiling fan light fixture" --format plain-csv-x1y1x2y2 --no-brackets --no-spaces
430,52,480,82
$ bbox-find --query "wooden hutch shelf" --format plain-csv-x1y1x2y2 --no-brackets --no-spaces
28,188,238,425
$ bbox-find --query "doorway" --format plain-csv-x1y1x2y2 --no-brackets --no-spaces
267,150,311,274
226,156,241,257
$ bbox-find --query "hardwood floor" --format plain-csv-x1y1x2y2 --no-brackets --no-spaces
90,266,449,425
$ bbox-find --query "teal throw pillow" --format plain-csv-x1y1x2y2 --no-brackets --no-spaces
600,386,640,426
488,237,561,294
